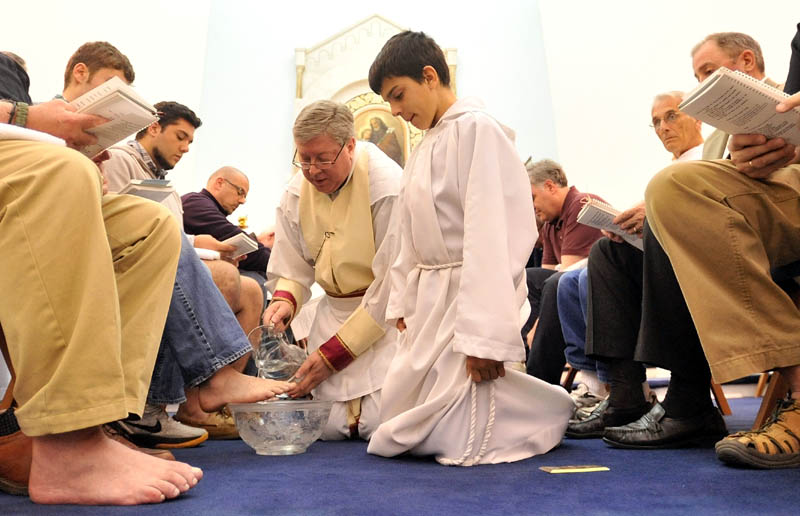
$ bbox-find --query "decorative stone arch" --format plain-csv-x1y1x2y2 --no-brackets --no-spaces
294,14,456,161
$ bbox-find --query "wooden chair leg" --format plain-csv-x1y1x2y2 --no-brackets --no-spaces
752,371,790,430
755,372,770,398
561,365,578,393
710,381,732,416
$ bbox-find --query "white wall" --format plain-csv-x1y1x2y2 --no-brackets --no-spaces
537,0,797,209
195,0,555,230
7,0,212,195
6,0,798,225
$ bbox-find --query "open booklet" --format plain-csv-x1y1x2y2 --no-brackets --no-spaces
70,76,158,158
679,66,800,145
117,178,174,202
576,198,643,251
221,232,259,259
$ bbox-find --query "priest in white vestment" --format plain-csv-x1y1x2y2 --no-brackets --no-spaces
264,100,401,440
365,30,573,465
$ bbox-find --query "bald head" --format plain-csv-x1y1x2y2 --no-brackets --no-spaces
207,166,249,215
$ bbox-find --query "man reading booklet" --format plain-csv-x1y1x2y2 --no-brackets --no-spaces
69,75,157,158
680,66,800,146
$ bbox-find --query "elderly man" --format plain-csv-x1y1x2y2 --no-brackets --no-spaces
569,33,775,447
692,32,781,159
182,167,273,281
645,26,800,468
263,100,402,440
561,91,704,429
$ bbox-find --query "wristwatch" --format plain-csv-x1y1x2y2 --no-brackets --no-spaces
11,101,28,127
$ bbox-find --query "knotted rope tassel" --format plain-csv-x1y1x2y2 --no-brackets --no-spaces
437,380,496,467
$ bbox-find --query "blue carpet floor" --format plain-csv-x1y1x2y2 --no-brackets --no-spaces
2,397,798,515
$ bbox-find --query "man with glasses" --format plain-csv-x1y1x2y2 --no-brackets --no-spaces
650,92,703,161
262,100,402,440
183,166,273,282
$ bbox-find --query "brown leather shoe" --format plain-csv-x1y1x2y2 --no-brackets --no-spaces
102,422,175,460
175,405,240,440
0,429,31,496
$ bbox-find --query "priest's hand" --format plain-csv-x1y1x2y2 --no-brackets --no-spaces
262,301,292,332
288,351,333,397
396,317,406,331
465,356,505,383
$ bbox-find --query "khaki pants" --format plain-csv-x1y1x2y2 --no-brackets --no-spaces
0,140,180,436
646,159,800,383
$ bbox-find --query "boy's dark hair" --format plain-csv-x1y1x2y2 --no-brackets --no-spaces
368,31,450,94
137,101,203,139
63,41,135,90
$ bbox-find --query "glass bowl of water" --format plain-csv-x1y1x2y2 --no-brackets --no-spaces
229,399,332,455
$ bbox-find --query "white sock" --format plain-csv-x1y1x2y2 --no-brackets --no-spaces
576,369,605,395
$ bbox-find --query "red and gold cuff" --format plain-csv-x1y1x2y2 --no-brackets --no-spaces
318,334,355,371
271,290,298,319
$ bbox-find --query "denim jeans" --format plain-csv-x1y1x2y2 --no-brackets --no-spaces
557,268,609,383
147,233,251,404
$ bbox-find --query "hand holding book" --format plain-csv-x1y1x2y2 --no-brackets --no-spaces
726,90,800,179
680,67,800,179
576,198,644,251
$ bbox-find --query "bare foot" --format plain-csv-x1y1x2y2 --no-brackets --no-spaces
198,365,290,412
28,426,202,505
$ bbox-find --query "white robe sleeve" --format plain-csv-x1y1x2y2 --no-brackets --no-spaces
266,188,315,318
385,183,415,321
450,114,537,362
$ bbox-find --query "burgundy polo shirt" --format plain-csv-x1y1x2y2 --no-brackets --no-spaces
541,186,606,266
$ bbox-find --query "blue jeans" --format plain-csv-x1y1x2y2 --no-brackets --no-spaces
147,233,251,404
557,268,609,383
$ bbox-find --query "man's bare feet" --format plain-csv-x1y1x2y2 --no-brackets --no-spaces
198,365,290,412
28,426,202,505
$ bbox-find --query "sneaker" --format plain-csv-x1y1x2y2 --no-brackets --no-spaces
102,422,176,460
175,405,240,440
716,398,800,469
116,404,208,449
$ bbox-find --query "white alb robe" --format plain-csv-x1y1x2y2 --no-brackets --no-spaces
267,142,401,439
367,98,573,464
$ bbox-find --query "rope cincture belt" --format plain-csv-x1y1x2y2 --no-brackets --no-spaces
416,261,463,270
415,258,496,466
437,381,497,467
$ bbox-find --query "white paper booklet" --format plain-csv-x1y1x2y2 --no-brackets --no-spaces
117,178,174,202
576,198,643,251
221,232,259,259
70,76,157,158
679,67,800,145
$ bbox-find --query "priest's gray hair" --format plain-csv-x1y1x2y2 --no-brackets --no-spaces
293,100,355,145
526,158,568,188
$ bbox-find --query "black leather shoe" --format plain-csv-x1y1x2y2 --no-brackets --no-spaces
602,403,728,449
565,400,650,439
